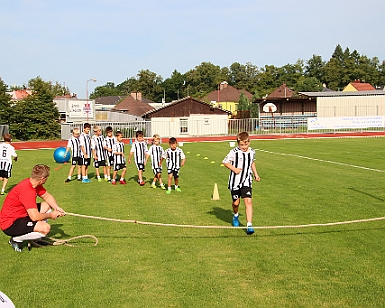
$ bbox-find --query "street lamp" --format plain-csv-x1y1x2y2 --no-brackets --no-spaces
85,78,97,122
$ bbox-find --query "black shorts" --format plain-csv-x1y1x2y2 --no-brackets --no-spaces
80,158,91,166
107,156,114,166
168,169,179,179
94,160,106,168
71,157,81,166
136,163,145,171
231,186,252,201
0,169,11,179
114,163,126,171
152,167,162,175
2,203,41,237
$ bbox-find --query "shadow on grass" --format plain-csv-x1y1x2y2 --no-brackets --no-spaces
348,187,384,202
206,206,234,225
50,223,71,239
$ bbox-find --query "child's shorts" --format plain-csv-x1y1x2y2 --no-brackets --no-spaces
71,157,81,166
230,186,253,201
136,163,145,171
94,160,106,168
152,167,162,175
0,168,12,179
80,158,91,166
114,163,126,171
167,169,180,178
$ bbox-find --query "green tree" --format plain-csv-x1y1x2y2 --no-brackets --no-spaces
90,82,120,98
136,69,163,102
0,78,12,125
162,70,185,101
295,76,322,92
305,55,325,82
9,76,61,140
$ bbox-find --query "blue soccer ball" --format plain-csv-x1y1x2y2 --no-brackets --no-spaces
53,147,70,164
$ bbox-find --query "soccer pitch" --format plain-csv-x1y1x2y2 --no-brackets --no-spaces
0,137,384,307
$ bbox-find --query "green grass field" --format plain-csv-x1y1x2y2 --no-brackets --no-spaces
0,137,384,307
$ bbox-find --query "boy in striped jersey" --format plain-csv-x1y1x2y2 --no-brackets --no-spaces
79,123,92,183
128,130,148,186
64,128,82,183
160,137,186,194
111,131,127,185
145,134,166,189
222,132,260,235
0,134,18,195
91,126,107,182
103,126,116,182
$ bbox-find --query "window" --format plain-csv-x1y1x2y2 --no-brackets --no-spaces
180,118,188,134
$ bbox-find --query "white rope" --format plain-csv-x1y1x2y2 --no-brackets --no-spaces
66,212,385,230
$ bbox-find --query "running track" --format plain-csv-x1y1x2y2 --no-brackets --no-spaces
12,131,384,150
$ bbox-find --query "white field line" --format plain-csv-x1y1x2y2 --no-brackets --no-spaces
256,149,385,173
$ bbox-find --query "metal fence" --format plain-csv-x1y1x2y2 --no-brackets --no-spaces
61,117,385,140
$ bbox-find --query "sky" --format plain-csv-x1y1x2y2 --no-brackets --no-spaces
1,0,384,99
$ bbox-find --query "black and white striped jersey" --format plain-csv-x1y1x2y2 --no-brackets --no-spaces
112,141,125,165
223,147,256,191
162,147,186,171
130,141,148,165
66,136,81,158
91,135,106,161
104,136,117,158
79,132,92,158
0,143,17,172
148,144,164,170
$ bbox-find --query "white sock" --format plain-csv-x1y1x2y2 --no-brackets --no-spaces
168,187,171,191
175,185,178,189
97,176,101,179
247,222,252,227
13,232,45,242
234,213,239,217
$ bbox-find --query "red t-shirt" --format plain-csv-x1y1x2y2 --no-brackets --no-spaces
0,178,47,230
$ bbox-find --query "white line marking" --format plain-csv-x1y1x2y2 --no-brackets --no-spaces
256,149,385,173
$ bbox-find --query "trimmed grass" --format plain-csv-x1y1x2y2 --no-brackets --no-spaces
0,137,384,307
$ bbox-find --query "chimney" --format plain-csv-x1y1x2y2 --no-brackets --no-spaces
131,92,142,101
220,81,228,90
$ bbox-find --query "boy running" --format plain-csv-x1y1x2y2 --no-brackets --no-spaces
0,134,18,195
222,131,260,235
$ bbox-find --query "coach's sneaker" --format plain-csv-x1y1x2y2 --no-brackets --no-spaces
246,226,255,235
9,238,22,252
175,187,182,192
232,215,240,227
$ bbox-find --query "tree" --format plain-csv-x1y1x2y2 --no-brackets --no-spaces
0,78,12,125
90,82,120,98
9,76,61,140
136,69,163,102
162,70,185,101
305,55,325,82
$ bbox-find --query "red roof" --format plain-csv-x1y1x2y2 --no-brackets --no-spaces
349,80,375,91
111,95,155,116
205,82,253,102
267,83,294,99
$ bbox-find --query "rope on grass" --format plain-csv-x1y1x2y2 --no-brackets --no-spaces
29,235,98,248
65,212,385,230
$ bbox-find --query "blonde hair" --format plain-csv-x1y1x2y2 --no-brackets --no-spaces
72,128,80,136
153,134,160,141
31,164,50,180
236,131,250,143
93,125,101,132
